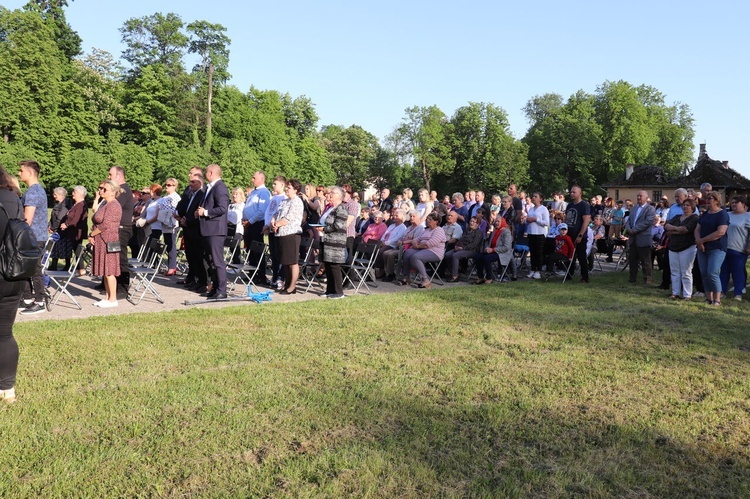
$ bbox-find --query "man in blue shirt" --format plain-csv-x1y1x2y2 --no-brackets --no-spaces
18,160,48,315
242,171,271,282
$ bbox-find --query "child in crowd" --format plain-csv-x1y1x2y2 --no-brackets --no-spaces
545,223,575,277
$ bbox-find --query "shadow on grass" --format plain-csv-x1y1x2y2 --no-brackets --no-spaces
262,384,749,497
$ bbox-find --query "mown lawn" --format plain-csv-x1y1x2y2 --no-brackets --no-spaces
1,272,749,497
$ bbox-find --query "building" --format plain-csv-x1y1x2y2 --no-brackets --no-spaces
602,144,750,204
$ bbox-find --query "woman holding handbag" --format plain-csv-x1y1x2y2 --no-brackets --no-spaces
89,180,123,308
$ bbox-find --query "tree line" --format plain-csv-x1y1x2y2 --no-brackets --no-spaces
0,1,695,199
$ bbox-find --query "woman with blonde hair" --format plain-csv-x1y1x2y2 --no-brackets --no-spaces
401,188,415,211
90,180,123,307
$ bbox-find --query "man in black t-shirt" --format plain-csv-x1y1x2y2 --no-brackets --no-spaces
565,185,591,283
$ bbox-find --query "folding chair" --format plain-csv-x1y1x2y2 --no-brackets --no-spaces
561,247,577,283
419,256,445,286
542,247,577,283
227,240,269,295
46,245,85,311
40,234,57,270
128,240,150,268
298,238,323,294
223,235,243,266
342,242,379,295
514,244,530,274
127,239,166,305
174,228,189,274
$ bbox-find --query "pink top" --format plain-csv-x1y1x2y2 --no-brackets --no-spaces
362,221,387,243
416,227,447,259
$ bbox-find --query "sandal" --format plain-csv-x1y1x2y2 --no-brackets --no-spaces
669,295,679,300
712,300,721,306
448,276,460,283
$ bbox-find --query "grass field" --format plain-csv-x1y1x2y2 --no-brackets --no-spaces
1,271,749,497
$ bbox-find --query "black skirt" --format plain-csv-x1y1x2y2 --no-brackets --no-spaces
278,233,301,266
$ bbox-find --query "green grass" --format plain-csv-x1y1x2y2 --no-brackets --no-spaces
2,272,749,497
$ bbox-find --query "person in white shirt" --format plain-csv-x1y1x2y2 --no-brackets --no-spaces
525,192,549,279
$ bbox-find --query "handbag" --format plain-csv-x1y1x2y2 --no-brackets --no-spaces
157,206,176,228
106,241,122,253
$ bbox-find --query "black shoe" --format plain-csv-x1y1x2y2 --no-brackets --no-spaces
205,289,217,298
606,257,614,263
382,274,394,282
656,284,669,290
93,283,105,291
207,293,227,300
279,288,297,295
20,303,46,315
184,282,197,290
194,285,207,294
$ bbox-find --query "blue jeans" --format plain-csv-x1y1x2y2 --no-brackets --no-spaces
696,249,726,294
720,248,748,297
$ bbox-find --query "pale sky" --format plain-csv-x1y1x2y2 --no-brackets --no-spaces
5,0,749,178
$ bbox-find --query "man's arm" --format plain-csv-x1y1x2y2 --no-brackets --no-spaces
24,206,35,226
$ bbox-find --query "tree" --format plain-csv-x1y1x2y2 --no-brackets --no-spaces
0,7,65,155
24,0,81,60
320,124,378,191
388,105,453,192
523,91,603,196
186,20,230,153
445,102,528,195
120,12,188,77
594,80,655,180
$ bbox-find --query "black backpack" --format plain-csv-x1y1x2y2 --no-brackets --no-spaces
0,200,41,281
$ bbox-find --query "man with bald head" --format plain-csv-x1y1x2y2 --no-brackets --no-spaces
624,190,656,284
197,164,230,299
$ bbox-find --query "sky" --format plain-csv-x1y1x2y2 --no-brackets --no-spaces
5,0,750,177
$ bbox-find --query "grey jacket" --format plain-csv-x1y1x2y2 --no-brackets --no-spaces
625,203,656,247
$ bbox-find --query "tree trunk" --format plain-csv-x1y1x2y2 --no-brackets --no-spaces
421,157,430,192
205,63,214,153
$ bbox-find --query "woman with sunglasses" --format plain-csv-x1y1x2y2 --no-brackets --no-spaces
89,180,123,307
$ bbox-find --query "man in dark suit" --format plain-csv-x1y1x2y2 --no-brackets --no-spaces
625,190,656,285
196,164,229,299
176,169,206,292
467,190,492,221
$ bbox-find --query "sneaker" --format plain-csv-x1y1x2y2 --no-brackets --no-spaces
555,271,566,276
527,272,535,279
94,299,118,308
0,387,16,404
694,291,705,298
20,303,45,315
532,272,541,280
327,294,345,300
734,295,743,301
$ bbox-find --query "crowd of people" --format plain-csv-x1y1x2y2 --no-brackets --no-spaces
1,160,748,405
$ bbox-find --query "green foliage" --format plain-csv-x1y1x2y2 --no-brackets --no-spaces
524,91,604,196
443,102,528,195
24,0,82,60
48,148,109,195
523,82,694,197
104,131,154,190
119,12,188,77
186,20,230,82
389,105,454,192
321,124,379,191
